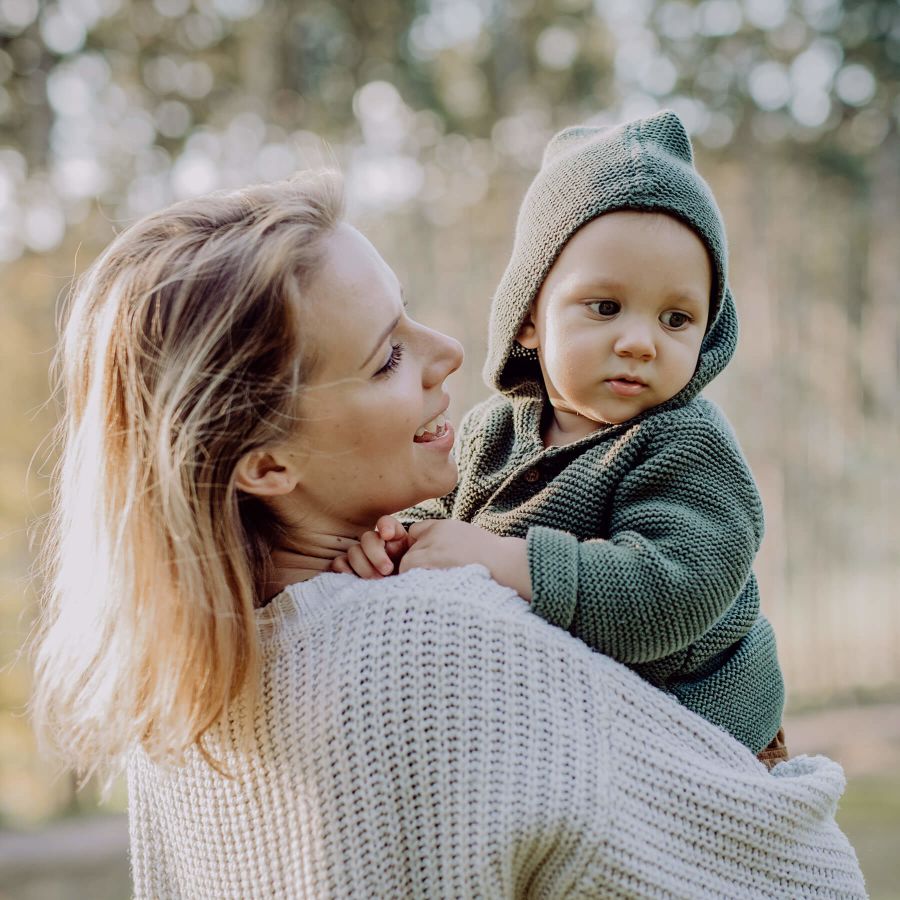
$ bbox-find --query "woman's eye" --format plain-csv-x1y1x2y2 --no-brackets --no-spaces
588,300,620,317
374,342,405,377
661,310,691,329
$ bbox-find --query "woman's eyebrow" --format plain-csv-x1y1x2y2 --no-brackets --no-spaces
359,312,401,370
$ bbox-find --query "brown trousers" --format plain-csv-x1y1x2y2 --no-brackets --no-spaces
756,726,789,770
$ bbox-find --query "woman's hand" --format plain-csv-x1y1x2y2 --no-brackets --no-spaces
330,515,411,578
399,520,533,601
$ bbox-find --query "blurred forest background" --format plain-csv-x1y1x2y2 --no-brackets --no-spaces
0,0,898,896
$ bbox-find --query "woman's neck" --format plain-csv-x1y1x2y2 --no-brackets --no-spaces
261,507,369,600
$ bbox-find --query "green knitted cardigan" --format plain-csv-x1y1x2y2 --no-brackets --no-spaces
406,111,784,753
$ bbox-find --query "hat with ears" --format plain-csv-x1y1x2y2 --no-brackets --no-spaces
484,109,734,394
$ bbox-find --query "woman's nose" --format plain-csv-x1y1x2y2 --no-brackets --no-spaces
421,327,464,387
613,320,656,360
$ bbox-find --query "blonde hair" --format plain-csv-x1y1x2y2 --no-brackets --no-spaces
31,171,343,783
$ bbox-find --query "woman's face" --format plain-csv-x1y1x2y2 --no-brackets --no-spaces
283,224,464,532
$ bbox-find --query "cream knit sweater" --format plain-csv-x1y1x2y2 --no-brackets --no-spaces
128,566,865,899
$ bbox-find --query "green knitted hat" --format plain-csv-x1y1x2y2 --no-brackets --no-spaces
484,109,738,398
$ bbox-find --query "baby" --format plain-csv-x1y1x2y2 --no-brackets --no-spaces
339,110,786,765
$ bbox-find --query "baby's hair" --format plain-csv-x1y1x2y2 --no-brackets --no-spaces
31,171,343,785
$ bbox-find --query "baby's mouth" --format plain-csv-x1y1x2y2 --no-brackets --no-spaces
606,377,648,397
414,412,448,443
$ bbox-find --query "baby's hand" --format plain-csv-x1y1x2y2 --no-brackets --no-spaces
399,520,532,601
330,515,411,579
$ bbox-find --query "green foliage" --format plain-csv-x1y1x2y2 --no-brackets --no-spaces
0,0,895,261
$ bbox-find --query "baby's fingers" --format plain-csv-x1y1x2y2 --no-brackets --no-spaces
384,537,409,562
329,554,354,575
360,530,395,576
375,515,406,544
397,543,440,574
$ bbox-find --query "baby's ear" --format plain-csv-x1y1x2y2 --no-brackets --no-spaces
515,312,539,349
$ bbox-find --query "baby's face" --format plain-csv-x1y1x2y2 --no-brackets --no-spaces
517,211,711,435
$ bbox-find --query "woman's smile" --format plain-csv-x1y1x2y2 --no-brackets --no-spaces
283,223,464,532
413,411,453,444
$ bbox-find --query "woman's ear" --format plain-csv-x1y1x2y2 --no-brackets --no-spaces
234,449,299,497
516,312,539,349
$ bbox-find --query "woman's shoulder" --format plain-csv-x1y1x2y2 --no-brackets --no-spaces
259,565,530,646
257,565,623,703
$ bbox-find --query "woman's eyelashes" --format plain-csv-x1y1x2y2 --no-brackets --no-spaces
374,342,405,377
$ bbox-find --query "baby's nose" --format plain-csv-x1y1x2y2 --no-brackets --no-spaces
614,323,656,359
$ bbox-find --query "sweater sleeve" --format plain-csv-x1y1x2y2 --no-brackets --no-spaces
127,567,865,899
319,569,864,898
527,417,764,663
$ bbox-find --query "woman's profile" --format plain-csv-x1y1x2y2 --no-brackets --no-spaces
31,172,865,898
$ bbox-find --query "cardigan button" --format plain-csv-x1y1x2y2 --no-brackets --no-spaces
524,468,541,483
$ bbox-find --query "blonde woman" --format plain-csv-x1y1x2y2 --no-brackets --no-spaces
32,173,864,899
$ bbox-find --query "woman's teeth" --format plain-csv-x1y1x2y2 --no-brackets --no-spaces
414,413,447,442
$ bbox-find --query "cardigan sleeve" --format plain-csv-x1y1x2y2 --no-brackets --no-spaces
527,416,764,663
399,489,458,525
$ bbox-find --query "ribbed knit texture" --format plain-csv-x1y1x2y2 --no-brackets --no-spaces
405,394,783,752
128,567,865,899
406,111,783,753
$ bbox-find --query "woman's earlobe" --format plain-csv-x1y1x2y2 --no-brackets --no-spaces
234,450,298,497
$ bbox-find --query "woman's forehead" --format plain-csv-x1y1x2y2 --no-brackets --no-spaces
302,226,403,378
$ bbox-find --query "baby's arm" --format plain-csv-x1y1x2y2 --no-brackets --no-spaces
400,520,532,599
529,418,764,663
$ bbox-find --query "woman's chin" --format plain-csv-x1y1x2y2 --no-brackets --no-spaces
409,461,459,509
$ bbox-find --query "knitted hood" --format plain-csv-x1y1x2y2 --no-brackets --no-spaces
484,109,737,410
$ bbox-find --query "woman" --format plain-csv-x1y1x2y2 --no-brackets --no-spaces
32,172,864,898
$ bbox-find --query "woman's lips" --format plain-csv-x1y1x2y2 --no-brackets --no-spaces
414,420,454,450
413,413,453,444
605,378,647,397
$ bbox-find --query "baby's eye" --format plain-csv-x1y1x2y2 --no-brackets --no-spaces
660,310,692,330
588,300,620,317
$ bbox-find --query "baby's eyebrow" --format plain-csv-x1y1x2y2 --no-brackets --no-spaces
666,289,707,307
559,276,626,295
